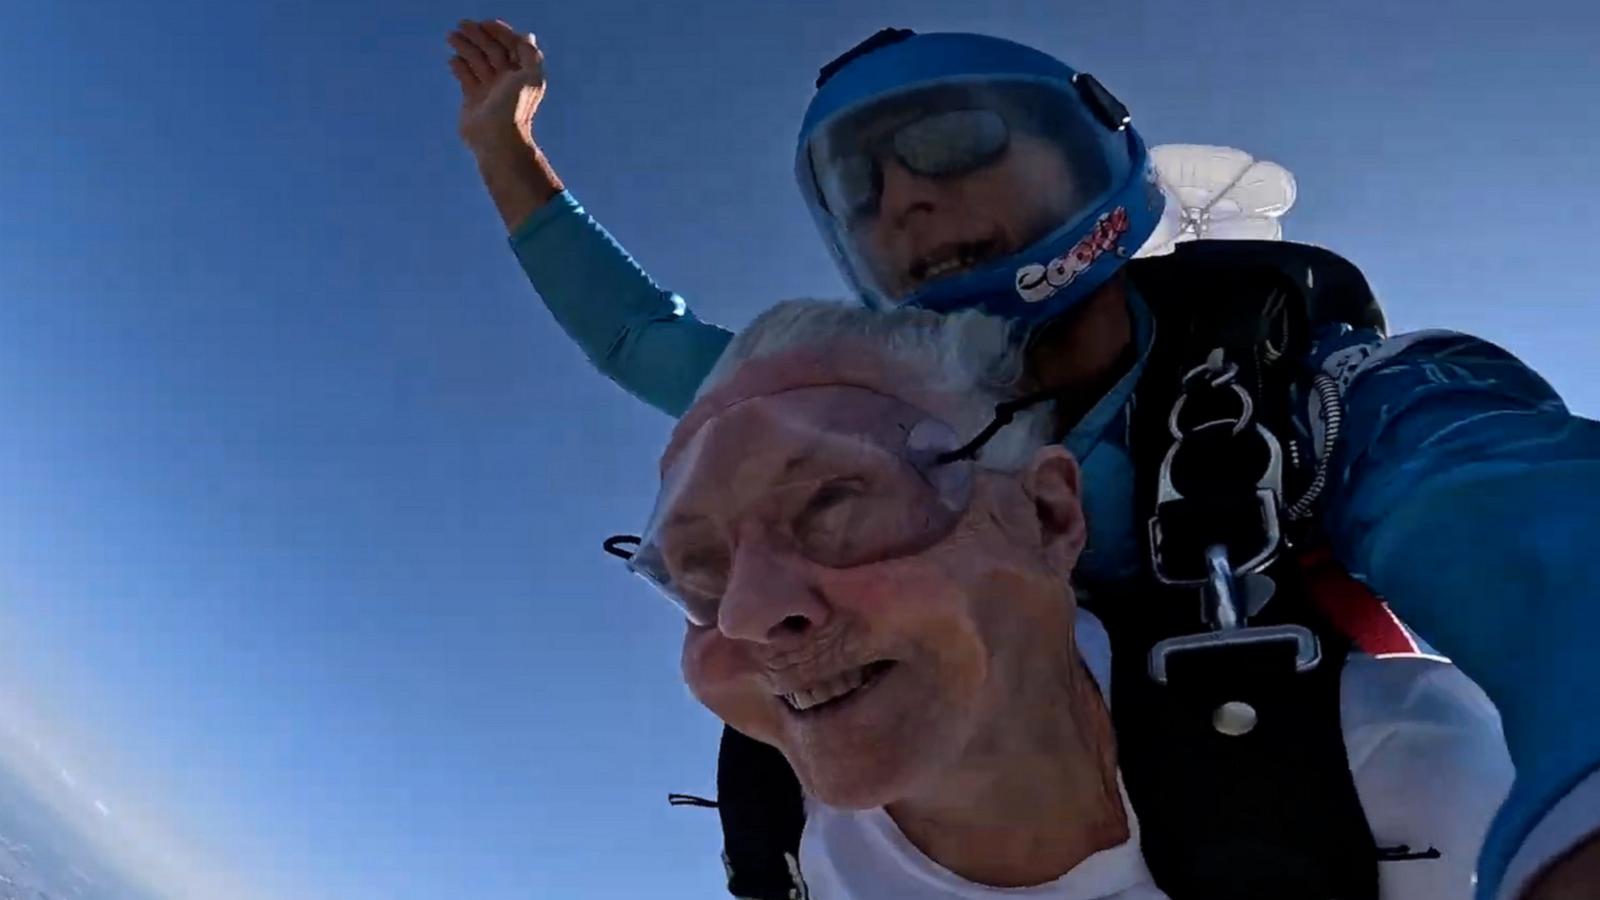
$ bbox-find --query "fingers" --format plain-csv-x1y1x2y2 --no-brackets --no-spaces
480,19,522,61
513,33,544,75
447,29,494,82
477,19,542,78
447,55,480,92
460,20,513,71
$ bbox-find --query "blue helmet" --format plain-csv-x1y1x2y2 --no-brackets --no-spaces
795,29,1165,327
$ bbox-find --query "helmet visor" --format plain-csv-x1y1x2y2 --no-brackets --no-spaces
803,78,1129,308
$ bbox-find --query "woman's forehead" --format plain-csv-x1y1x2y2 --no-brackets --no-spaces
665,385,933,479
664,343,968,474
651,388,940,534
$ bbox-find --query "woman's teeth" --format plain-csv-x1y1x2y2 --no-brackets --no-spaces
783,667,868,711
781,662,894,712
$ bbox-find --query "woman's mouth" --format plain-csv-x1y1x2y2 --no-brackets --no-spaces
780,660,898,715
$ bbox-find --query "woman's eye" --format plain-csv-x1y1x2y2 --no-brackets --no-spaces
802,479,865,519
795,478,872,552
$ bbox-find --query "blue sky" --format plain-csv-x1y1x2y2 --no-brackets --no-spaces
0,0,1595,897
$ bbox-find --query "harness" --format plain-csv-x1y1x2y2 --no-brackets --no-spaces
702,241,1398,900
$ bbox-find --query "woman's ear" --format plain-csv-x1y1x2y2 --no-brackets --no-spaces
1021,445,1087,576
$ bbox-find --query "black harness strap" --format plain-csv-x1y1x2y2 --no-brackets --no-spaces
1104,599,1370,898
715,727,806,899
1105,241,1379,899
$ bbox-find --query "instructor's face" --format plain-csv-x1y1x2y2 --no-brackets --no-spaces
853,131,1083,302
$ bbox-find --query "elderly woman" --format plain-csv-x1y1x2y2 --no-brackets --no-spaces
608,299,1511,899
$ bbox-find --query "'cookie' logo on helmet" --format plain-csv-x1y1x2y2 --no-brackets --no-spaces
1015,207,1130,303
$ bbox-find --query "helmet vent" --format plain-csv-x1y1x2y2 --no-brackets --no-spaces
816,28,917,89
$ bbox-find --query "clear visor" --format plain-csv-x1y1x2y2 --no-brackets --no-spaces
803,78,1126,307
615,386,975,626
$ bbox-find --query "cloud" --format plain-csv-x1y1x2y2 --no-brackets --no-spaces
94,800,110,817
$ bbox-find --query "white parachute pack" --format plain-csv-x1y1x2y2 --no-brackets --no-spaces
1137,144,1298,258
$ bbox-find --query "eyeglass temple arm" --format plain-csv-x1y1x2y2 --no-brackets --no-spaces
603,535,641,560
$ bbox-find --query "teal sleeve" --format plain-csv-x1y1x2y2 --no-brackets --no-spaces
509,191,733,418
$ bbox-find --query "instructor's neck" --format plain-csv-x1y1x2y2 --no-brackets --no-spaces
1027,277,1135,433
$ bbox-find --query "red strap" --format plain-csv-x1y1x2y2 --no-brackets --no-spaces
1299,547,1438,660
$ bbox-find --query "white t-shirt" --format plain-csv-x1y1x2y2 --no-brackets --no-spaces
799,610,1514,900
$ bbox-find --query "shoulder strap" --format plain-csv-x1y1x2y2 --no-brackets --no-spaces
1130,239,1388,338
1105,242,1380,899
716,727,807,900
1101,569,1378,899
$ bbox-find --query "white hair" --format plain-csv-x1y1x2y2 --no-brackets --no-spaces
697,299,1056,471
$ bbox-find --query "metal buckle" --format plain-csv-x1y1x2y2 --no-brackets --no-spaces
1145,347,1319,686
1148,420,1285,586
1149,623,1322,685
1180,350,1239,391
1148,541,1321,685
1204,543,1243,629
1168,381,1254,440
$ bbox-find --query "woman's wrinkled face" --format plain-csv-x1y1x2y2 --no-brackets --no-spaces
662,385,1086,809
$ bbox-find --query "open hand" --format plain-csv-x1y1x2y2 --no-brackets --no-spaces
447,19,546,158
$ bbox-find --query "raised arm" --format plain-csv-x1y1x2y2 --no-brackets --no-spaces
449,20,731,417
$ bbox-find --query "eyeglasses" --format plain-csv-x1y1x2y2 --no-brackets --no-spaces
605,389,1058,626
